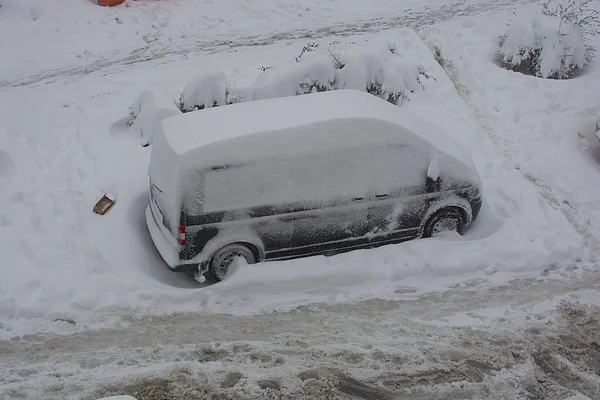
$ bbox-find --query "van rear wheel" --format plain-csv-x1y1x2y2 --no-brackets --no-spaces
208,244,256,282
422,207,465,238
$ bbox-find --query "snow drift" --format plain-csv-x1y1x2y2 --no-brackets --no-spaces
179,72,230,112
128,90,181,146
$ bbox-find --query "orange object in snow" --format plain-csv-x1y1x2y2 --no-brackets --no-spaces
92,0,127,6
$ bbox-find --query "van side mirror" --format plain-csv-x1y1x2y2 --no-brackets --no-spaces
426,154,442,193
426,175,441,193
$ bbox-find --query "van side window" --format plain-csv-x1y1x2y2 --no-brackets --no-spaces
288,148,368,203
201,143,430,213
203,160,292,212
288,144,428,203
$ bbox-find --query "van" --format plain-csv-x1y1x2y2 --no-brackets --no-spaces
146,89,482,282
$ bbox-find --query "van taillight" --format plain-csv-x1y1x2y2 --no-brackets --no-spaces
178,226,186,245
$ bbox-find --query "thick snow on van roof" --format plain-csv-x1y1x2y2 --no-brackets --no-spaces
159,89,474,169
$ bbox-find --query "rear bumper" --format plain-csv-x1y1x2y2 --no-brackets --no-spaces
145,205,195,271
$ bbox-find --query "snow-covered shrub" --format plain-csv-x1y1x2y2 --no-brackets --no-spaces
294,41,320,62
497,0,599,79
497,13,585,79
336,50,429,106
179,72,229,112
128,90,181,147
251,40,431,106
251,57,336,100
542,0,600,64
177,40,432,110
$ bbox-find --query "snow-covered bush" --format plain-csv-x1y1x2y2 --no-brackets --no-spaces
250,57,336,100
289,40,431,105
497,14,585,79
542,0,600,64
179,72,229,112
178,40,432,111
336,50,429,105
497,0,599,79
248,40,430,105
128,90,181,147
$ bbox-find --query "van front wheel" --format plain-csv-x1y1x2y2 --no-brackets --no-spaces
208,244,256,282
422,207,465,238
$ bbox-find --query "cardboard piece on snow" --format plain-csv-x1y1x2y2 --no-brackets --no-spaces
93,194,116,215
92,0,127,6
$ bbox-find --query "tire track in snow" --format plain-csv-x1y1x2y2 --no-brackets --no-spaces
0,0,538,90
1,270,599,400
426,43,600,257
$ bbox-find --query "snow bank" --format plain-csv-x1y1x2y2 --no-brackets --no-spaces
128,90,181,146
179,72,229,112
187,40,432,108
498,13,586,79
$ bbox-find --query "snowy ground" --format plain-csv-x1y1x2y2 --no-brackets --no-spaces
0,0,538,88
1,0,600,399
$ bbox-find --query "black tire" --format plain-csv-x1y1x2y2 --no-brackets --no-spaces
208,243,256,282
421,207,466,238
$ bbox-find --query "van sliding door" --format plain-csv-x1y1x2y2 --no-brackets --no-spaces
283,150,372,256
365,144,432,241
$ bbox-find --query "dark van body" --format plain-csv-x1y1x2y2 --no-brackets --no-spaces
146,90,483,282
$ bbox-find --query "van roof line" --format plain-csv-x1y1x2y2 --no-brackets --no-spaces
158,89,475,171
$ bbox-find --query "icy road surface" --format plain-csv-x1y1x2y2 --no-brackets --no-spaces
2,273,600,400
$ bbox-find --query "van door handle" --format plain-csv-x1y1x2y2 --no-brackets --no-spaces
280,214,317,222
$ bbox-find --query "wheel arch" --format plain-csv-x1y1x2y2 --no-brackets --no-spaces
234,241,264,263
420,196,473,234
191,228,266,268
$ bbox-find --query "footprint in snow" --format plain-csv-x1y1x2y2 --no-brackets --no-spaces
0,150,15,179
